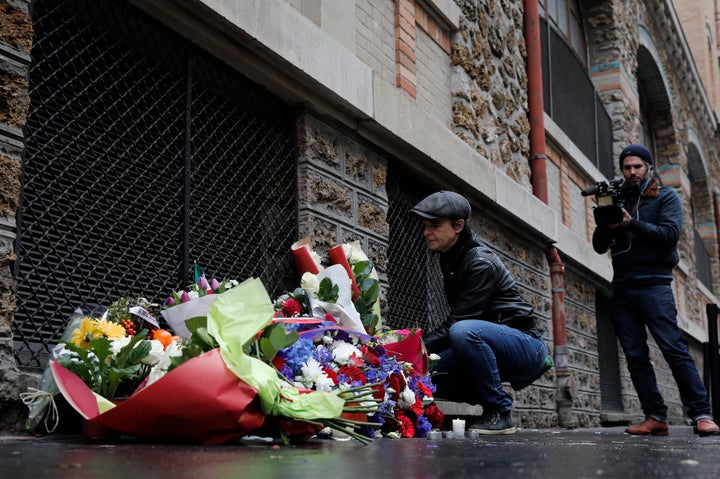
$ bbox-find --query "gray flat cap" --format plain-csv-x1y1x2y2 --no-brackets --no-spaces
410,191,471,220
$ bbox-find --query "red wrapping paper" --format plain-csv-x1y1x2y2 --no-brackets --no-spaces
291,238,320,275
328,245,361,301
51,349,266,444
383,330,428,375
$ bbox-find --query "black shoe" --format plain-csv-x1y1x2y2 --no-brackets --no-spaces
468,409,517,435
511,355,554,391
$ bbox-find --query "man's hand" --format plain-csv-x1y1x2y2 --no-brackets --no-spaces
608,208,632,229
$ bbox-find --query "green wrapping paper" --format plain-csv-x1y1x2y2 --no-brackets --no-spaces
206,277,345,420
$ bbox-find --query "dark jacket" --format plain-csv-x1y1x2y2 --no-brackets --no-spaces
592,178,681,285
423,229,543,352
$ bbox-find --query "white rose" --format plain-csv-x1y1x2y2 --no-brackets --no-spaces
140,339,166,365
301,272,320,294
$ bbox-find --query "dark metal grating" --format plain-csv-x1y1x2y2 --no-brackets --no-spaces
386,164,449,332
13,0,297,368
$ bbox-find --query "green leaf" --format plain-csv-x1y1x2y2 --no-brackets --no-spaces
318,277,339,302
194,327,218,350
352,260,373,276
257,323,299,364
185,316,208,333
284,330,300,348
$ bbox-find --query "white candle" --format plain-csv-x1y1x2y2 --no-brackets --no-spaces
452,418,465,436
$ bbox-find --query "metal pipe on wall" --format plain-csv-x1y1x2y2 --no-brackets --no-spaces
524,0,576,427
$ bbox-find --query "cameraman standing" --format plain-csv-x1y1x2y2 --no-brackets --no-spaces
592,144,719,436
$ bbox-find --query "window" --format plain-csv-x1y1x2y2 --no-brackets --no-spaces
539,0,587,65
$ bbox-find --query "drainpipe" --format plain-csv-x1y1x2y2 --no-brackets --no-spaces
524,0,576,427
546,248,578,427
524,0,548,204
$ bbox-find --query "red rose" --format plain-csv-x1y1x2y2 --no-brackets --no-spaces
360,345,380,366
281,298,303,317
338,365,367,385
372,383,385,400
415,381,433,399
409,397,423,417
424,402,445,428
387,372,407,401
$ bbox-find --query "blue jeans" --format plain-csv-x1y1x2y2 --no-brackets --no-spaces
432,320,547,412
611,284,712,421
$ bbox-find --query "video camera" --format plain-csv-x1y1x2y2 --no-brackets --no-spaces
581,178,640,226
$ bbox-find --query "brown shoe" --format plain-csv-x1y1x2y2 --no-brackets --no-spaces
694,418,720,437
625,417,669,436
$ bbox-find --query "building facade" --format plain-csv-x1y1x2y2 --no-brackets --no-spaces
1,0,719,431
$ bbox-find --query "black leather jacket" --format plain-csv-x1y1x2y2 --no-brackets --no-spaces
423,229,543,353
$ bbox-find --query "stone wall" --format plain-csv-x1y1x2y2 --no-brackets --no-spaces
0,0,32,429
450,0,532,190
296,113,390,283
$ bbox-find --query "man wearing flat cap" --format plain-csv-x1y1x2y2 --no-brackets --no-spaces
411,191,551,434
592,144,719,436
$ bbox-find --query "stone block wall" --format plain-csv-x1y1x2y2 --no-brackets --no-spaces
0,0,32,428
296,113,390,286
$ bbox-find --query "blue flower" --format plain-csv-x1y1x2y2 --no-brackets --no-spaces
279,337,316,375
415,415,432,437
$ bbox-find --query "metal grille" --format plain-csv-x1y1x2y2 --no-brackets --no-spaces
13,0,297,368
386,164,449,331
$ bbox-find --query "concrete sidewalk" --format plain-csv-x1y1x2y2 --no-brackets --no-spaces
2,426,720,479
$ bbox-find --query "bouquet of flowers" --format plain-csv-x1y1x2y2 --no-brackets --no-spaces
161,263,239,338
272,325,443,439
272,240,443,438
288,240,382,336
53,316,175,398
24,241,442,445
47,278,383,444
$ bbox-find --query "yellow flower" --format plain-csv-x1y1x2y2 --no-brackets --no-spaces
95,318,127,339
69,317,102,348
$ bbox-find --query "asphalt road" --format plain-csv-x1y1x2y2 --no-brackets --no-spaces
2,426,720,479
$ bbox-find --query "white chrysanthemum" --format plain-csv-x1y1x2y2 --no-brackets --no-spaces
330,341,361,365
300,358,333,391
397,386,416,409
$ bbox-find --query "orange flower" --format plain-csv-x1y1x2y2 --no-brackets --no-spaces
153,329,179,349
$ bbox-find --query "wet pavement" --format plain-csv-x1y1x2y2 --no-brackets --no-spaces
2,426,720,479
